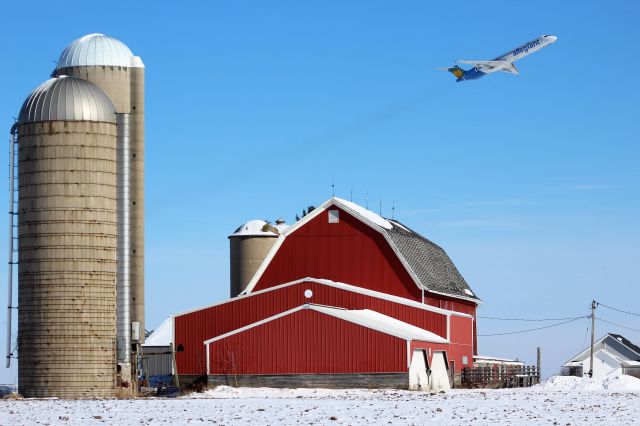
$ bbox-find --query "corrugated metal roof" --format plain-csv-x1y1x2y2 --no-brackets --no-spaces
55,33,142,69
18,76,116,124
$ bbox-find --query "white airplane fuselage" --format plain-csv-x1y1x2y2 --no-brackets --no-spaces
487,35,557,72
445,34,557,81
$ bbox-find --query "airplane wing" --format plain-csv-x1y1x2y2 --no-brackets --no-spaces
458,60,509,71
499,63,520,75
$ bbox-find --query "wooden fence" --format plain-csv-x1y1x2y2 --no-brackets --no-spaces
461,365,540,388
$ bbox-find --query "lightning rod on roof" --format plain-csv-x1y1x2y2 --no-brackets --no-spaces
392,201,395,220
365,191,369,209
331,177,335,197
379,196,382,216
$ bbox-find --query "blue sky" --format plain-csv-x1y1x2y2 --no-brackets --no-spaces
1,0,639,383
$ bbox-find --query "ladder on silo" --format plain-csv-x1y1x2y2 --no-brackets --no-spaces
6,123,18,368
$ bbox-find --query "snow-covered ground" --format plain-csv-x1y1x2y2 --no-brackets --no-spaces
1,376,639,425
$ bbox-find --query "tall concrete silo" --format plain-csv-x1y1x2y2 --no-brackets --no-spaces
229,220,287,297
52,34,146,368
17,76,118,397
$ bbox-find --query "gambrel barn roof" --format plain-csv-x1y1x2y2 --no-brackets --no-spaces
384,218,478,302
245,197,480,304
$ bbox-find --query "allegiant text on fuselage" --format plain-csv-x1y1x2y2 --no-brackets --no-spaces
512,39,541,56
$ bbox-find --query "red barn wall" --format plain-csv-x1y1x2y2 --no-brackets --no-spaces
253,207,423,301
408,318,473,372
426,295,478,354
447,315,474,369
174,280,455,375
208,310,407,374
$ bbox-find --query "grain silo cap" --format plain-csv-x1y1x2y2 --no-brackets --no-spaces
18,76,116,124
54,33,144,69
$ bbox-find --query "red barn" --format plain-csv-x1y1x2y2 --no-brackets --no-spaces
171,198,480,390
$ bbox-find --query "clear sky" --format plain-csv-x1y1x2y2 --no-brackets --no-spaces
1,0,639,383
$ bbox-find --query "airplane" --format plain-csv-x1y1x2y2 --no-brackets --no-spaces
439,35,557,82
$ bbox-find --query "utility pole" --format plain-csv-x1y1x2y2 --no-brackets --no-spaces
536,347,542,384
589,300,596,378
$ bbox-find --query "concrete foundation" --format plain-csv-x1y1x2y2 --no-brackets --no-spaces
191,373,410,389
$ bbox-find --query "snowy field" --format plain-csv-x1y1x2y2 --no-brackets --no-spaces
1,376,639,425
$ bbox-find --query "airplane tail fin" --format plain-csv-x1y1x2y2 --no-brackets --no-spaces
447,65,465,79
436,65,465,79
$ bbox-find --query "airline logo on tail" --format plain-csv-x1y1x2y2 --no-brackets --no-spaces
448,66,465,79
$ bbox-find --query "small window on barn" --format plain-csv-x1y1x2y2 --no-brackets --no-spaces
462,355,469,365
328,209,339,223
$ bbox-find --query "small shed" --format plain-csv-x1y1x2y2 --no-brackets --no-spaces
141,317,174,385
562,333,640,379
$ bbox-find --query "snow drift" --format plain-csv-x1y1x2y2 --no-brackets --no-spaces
541,375,640,391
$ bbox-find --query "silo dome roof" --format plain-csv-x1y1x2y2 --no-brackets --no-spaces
55,33,142,69
274,219,289,233
229,220,280,238
18,76,116,124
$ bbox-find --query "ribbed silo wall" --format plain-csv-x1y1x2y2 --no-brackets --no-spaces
17,120,117,398
129,66,145,340
58,65,146,343
229,236,277,297
56,66,131,113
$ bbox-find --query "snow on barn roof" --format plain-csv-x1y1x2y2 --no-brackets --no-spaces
143,316,173,347
310,305,448,343
333,198,393,229
204,304,449,345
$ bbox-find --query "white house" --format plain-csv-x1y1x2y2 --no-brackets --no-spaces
562,334,640,379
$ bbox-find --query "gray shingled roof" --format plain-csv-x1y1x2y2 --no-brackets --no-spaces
384,219,480,302
609,334,640,360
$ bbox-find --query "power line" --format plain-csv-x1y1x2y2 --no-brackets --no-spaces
478,316,587,337
478,315,587,322
597,317,640,334
597,302,640,318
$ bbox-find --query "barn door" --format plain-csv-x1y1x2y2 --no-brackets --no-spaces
429,352,451,392
409,349,429,391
